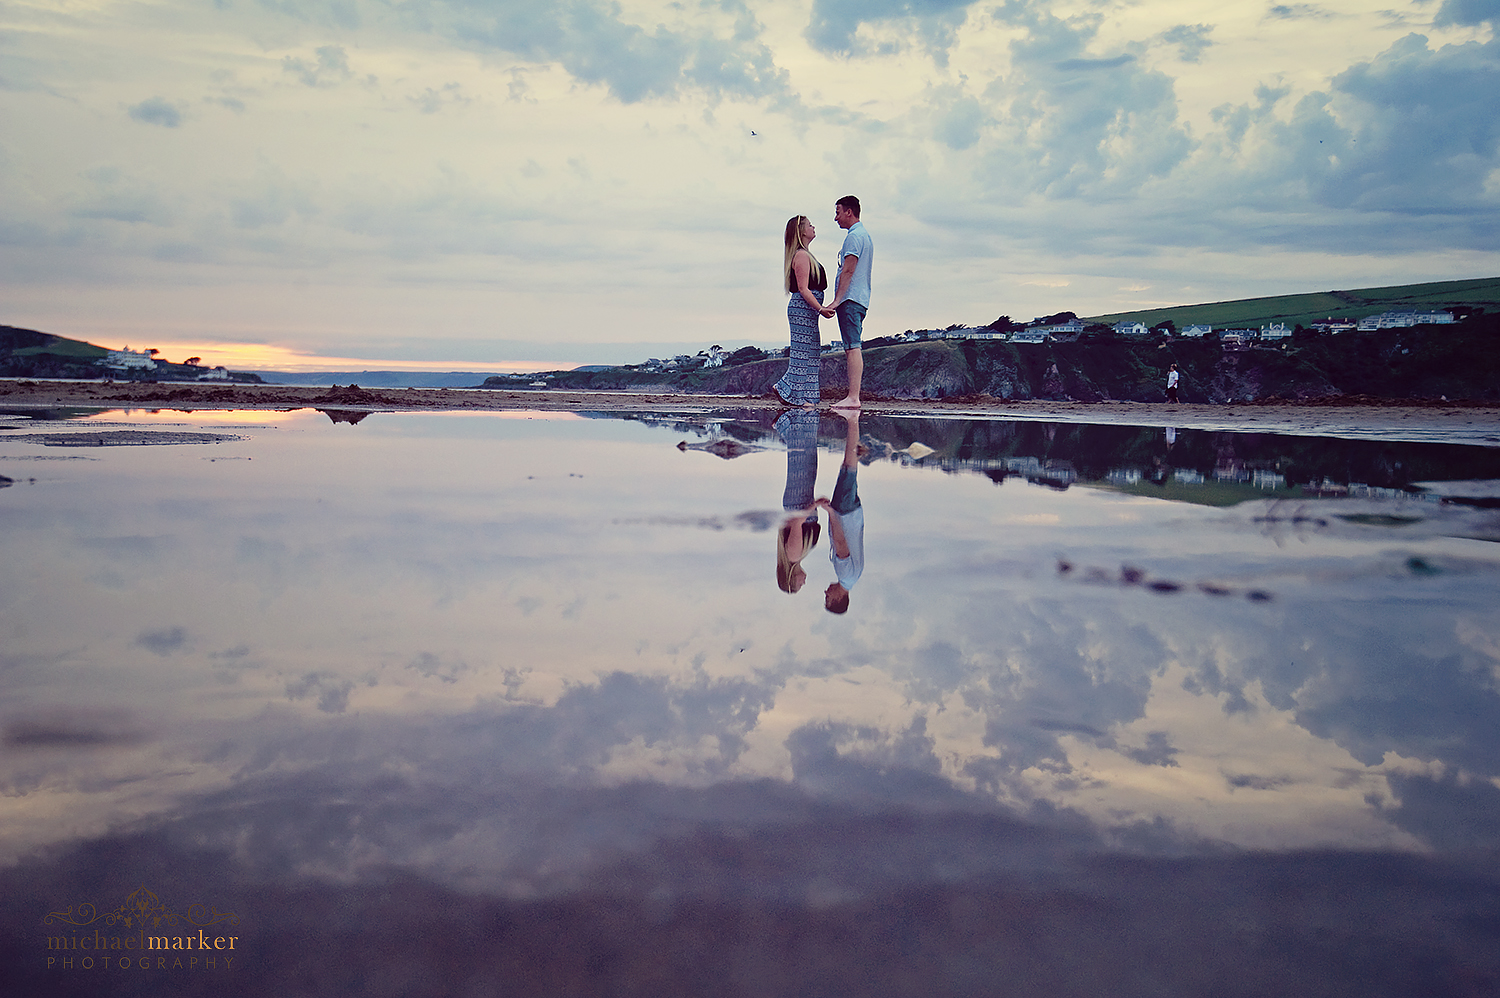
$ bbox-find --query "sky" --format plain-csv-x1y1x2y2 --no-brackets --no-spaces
2,0,1498,371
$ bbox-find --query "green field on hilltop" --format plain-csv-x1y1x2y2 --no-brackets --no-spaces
11,338,108,359
1085,276,1500,330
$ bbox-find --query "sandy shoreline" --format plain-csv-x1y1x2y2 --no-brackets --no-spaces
2,378,1498,446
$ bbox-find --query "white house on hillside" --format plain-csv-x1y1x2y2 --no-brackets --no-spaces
1259,322,1292,340
103,348,157,371
1113,321,1149,337
1357,310,1456,330
1179,324,1213,338
1011,329,1048,344
1030,319,1086,336
1310,318,1357,333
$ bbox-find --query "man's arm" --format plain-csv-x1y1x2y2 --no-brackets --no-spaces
831,254,858,309
816,500,852,558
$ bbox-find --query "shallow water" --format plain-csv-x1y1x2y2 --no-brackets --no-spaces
3,406,1499,995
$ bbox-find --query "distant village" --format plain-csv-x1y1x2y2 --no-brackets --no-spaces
608,307,1461,376
97,346,234,379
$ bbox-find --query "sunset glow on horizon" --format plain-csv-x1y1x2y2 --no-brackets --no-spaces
126,341,579,375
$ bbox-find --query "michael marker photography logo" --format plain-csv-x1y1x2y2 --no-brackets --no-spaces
41,884,241,973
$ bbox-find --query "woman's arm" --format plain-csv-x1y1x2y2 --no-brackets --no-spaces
793,251,823,313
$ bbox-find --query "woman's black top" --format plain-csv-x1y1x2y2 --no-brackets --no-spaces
805,257,827,292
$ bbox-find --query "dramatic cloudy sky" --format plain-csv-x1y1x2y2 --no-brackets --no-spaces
2,0,1498,369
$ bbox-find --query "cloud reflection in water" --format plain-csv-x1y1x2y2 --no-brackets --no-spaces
1,408,1499,992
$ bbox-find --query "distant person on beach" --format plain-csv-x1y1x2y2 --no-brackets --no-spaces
773,215,827,409
828,195,872,410
1165,364,1180,403
815,409,864,613
775,408,821,593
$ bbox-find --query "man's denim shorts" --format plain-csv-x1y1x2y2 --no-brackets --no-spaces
836,301,866,350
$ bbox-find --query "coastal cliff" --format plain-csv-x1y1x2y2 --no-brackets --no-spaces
553,316,1500,403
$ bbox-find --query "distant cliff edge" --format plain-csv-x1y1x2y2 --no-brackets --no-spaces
536,316,1500,404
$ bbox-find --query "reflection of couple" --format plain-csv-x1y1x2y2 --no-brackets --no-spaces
775,408,864,613
774,196,872,411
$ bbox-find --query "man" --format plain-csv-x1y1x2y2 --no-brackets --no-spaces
1165,363,1180,403
826,195,872,409
815,409,864,614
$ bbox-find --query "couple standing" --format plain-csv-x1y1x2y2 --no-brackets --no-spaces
775,195,872,410
774,406,864,615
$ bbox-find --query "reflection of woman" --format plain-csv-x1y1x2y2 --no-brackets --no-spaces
774,216,829,408
774,408,820,592
776,512,821,593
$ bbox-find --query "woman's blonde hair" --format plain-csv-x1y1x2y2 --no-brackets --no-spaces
783,215,822,294
775,514,822,593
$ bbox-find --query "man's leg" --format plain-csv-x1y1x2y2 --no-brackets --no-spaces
841,348,862,408
835,302,865,408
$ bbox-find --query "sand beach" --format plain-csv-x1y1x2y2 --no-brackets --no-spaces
2,378,1497,446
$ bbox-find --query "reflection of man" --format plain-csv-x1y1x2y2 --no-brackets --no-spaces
828,195,872,410
816,409,864,614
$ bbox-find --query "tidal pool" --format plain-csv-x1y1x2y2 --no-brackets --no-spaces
2,405,1498,996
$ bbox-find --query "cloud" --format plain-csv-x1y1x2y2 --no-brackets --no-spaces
928,84,987,150
127,97,182,127
285,671,356,713
2,709,146,749
229,168,319,229
1432,0,1500,27
254,0,361,30
1266,4,1335,20
282,45,353,87
1140,28,1494,253
1158,24,1214,63
136,626,189,656
1032,28,1500,255
785,716,964,806
804,0,975,61
1122,731,1180,768
409,82,470,114
427,0,787,103
1323,33,1500,213
1382,772,1500,851
407,651,469,684
824,1,1494,261
972,0,1195,200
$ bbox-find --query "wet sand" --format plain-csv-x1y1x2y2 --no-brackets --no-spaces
3,378,1498,446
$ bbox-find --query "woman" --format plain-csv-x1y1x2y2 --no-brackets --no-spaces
774,407,820,593
774,215,829,408
776,510,822,593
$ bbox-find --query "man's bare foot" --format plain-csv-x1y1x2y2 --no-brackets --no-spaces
831,397,861,409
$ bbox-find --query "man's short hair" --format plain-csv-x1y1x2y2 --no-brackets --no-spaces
836,195,860,218
825,585,850,614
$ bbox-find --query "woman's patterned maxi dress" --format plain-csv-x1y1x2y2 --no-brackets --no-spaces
774,261,826,406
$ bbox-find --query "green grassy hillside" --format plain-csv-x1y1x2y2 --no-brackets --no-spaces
0,325,110,378
1085,276,1500,330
